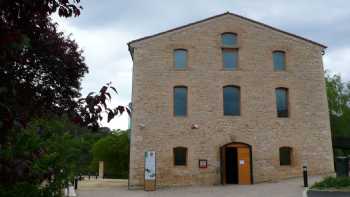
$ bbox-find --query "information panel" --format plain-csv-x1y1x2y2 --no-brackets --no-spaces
144,151,156,191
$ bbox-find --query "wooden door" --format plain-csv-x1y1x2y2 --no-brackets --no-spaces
237,147,251,184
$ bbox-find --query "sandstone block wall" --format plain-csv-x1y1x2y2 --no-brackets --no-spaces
128,14,334,188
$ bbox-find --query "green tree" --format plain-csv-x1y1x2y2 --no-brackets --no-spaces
0,116,106,196
325,71,350,138
90,131,129,178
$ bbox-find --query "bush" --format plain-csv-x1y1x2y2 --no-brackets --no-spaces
311,176,350,190
0,116,106,197
90,131,129,178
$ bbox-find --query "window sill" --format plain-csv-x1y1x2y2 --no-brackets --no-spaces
174,165,187,167
279,165,293,167
274,69,287,72
174,68,188,71
221,68,240,71
221,45,239,49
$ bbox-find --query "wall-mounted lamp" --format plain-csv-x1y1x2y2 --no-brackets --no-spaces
191,124,199,129
139,123,145,129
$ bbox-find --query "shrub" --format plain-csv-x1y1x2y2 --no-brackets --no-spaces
90,131,129,178
0,116,106,197
311,176,350,190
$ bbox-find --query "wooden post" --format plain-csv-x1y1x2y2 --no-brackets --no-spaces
99,161,104,179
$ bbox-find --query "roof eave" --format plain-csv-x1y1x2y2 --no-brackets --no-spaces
127,12,327,58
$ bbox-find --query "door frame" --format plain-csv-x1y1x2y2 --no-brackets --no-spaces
220,142,253,184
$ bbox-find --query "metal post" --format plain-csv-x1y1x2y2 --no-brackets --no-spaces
74,177,78,190
303,165,308,187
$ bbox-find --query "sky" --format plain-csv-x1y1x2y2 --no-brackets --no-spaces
53,0,350,130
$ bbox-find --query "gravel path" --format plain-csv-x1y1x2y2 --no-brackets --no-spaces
77,176,324,197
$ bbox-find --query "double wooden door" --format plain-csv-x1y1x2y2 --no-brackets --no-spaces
221,143,252,185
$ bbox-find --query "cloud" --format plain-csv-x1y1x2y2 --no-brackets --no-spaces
324,47,350,81
53,1,350,129
53,15,132,130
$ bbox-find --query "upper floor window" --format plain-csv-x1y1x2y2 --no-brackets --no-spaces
275,88,289,117
222,49,238,70
221,33,237,46
223,86,240,116
174,147,187,166
221,33,238,70
279,147,292,166
174,49,188,69
174,86,187,116
273,51,286,71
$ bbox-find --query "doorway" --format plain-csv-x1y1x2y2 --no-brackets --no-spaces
225,147,238,184
221,142,252,185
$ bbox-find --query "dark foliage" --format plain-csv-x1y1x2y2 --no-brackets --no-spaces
0,1,130,195
0,117,107,196
0,0,87,145
311,176,350,190
73,82,131,130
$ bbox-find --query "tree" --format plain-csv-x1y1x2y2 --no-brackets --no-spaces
0,116,106,197
72,82,131,131
325,71,350,138
0,0,86,145
90,131,129,178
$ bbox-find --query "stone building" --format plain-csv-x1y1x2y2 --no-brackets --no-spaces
127,12,334,188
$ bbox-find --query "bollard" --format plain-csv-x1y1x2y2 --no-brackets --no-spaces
74,177,78,190
303,165,308,187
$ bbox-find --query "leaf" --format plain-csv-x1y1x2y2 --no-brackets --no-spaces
107,111,114,123
116,106,125,114
105,92,111,101
87,92,95,97
126,107,131,117
100,86,108,94
96,106,102,113
110,86,118,94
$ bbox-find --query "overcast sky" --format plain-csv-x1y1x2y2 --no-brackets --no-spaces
53,0,350,130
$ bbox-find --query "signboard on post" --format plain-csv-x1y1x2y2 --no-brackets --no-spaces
144,151,156,191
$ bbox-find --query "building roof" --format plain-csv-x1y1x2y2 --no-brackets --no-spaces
128,12,326,57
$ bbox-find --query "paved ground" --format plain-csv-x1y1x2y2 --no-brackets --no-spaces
77,176,324,197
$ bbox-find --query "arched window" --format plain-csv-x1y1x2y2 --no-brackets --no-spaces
275,88,289,117
273,51,286,71
223,86,240,116
279,147,292,166
221,33,237,46
174,86,187,116
173,147,187,166
174,49,188,69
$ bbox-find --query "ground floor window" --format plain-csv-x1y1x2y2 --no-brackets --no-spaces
279,147,292,166
173,147,187,166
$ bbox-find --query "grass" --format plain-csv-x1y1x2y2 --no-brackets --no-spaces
311,176,350,190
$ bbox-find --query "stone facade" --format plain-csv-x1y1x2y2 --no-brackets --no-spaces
127,13,334,188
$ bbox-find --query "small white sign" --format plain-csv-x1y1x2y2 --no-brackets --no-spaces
239,160,245,165
145,151,156,180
